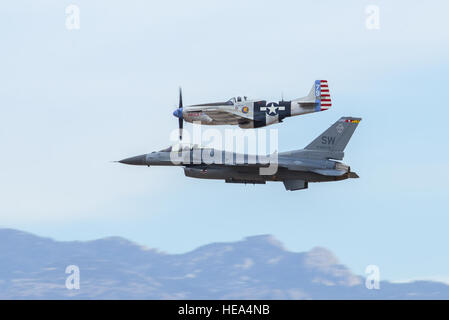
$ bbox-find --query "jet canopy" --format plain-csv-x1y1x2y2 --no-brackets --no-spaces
158,143,202,152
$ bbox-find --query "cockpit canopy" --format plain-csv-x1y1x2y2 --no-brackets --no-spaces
227,96,248,104
158,143,201,152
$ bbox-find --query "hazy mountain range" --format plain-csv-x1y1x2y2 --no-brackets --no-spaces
0,228,448,299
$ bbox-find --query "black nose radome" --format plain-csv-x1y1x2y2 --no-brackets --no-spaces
118,154,147,166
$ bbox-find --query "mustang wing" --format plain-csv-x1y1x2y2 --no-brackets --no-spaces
204,109,251,122
187,106,252,123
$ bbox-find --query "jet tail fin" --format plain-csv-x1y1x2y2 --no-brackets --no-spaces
294,80,332,111
305,117,361,153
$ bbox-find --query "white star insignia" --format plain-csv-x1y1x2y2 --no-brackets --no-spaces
267,105,277,115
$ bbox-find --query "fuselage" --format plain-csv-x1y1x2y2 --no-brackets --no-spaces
118,146,354,185
119,116,360,191
181,97,319,128
172,80,331,129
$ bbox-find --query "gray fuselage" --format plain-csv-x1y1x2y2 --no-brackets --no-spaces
119,147,353,185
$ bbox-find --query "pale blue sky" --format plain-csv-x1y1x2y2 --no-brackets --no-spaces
1,0,449,283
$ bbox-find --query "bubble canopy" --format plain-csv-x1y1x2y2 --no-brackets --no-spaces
227,96,247,104
158,143,202,152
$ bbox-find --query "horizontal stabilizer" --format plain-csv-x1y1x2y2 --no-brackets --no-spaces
348,172,359,178
311,169,346,176
295,80,331,111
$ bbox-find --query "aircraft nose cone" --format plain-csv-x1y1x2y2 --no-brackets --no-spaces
173,108,183,119
118,154,147,166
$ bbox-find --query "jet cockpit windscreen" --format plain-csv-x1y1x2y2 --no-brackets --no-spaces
159,143,201,152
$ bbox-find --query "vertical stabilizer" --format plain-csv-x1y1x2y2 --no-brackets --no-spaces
305,117,361,152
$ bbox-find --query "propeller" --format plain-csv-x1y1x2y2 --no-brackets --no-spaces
173,87,184,141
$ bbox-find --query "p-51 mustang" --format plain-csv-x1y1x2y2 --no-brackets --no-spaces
173,80,332,140
118,117,360,191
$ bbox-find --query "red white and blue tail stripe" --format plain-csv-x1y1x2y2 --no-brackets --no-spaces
315,80,332,111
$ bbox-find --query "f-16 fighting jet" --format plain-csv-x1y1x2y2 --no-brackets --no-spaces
118,117,361,191
172,80,332,140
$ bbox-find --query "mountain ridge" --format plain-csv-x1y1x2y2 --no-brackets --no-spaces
0,228,448,299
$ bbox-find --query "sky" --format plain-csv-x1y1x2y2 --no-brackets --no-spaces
1,0,449,283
